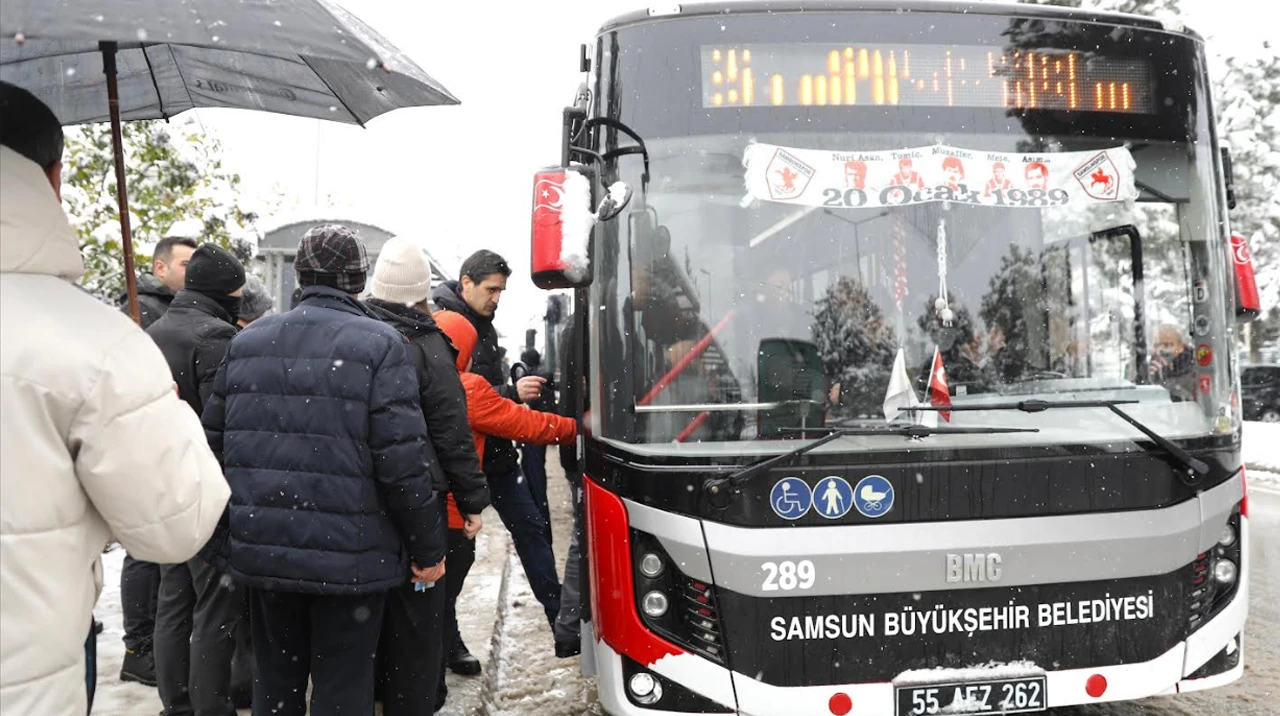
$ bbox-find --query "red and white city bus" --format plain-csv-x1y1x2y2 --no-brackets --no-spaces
530,3,1263,714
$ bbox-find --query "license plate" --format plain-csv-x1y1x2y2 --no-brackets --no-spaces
896,676,1047,715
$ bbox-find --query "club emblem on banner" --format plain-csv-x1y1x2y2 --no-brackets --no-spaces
766,147,815,201
1073,151,1122,200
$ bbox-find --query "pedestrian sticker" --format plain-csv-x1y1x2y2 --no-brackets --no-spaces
770,477,812,520
815,476,854,519
853,475,895,519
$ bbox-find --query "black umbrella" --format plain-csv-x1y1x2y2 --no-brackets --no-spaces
1,0,459,322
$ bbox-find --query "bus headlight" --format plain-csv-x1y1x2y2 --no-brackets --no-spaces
639,552,665,579
629,672,663,705
1213,559,1238,585
1217,525,1236,548
642,590,670,617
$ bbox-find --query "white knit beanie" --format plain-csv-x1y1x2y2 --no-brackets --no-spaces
370,236,433,306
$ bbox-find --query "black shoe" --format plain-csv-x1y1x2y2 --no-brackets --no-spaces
93,620,104,636
448,643,482,676
119,648,156,687
555,637,581,659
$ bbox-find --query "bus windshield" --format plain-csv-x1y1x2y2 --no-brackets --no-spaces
588,9,1235,453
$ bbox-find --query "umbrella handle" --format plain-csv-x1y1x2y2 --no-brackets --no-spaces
101,41,140,325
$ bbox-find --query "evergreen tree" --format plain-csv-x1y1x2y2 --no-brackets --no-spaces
811,277,898,418
61,118,260,303
980,244,1047,382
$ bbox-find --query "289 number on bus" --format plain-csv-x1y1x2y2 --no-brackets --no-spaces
761,560,816,592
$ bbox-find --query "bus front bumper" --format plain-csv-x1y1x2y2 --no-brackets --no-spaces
592,516,1249,716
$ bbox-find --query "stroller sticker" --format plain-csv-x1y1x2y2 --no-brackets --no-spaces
854,475,895,519
770,477,812,520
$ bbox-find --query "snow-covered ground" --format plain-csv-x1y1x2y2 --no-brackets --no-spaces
485,474,599,716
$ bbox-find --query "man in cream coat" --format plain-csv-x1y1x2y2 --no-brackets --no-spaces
0,81,231,715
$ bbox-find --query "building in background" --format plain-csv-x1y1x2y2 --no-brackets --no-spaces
255,217,453,313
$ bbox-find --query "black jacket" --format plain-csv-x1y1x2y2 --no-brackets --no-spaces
366,298,490,516
120,273,176,329
145,289,238,416
201,286,446,595
432,280,519,476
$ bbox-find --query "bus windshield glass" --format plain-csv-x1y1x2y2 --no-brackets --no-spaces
588,9,1235,453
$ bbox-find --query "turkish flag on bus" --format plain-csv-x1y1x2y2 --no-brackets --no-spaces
929,347,952,422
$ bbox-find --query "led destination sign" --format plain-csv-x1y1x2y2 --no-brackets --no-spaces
701,43,1154,113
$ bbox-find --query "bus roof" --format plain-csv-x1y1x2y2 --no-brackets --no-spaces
596,1,1200,40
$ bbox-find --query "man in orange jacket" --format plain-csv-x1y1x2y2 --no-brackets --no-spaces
432,310,576,709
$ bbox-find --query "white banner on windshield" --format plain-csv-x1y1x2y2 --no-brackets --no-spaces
742,142,1138,210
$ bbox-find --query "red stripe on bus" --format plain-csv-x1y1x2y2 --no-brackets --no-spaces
584,475,686,667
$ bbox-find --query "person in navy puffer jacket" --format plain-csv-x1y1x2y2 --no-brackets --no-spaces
201,224,446,716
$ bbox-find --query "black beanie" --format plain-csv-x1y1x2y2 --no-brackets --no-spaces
184,244,246,296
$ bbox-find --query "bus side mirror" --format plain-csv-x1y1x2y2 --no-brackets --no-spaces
1231,234,1260,324
531,165,633,290
596,182,633,222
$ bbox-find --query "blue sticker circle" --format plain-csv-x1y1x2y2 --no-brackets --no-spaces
769,477,812,520
814,476,854,519
853,475,894,519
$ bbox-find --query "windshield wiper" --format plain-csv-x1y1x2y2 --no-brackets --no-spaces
703,424,1038,504
907,399,1209,478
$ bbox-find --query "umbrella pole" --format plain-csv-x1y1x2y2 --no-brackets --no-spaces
101,41,140,324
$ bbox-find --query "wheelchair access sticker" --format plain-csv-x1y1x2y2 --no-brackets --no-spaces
853,475,895,519
770,477,812,520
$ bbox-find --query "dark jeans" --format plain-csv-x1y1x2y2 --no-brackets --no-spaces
249,589,386,716
377,578,447,716
554,471,584,646
154,559,247,716
443,529,479,652
231,619,254,708
489,465,561,626
376,501,448,716
86,619,97,713
121,554,159,652
520,444,552,545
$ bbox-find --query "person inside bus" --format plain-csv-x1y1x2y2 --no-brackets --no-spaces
752,265,810,339
1149,323,1197,402
432,310,577,710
